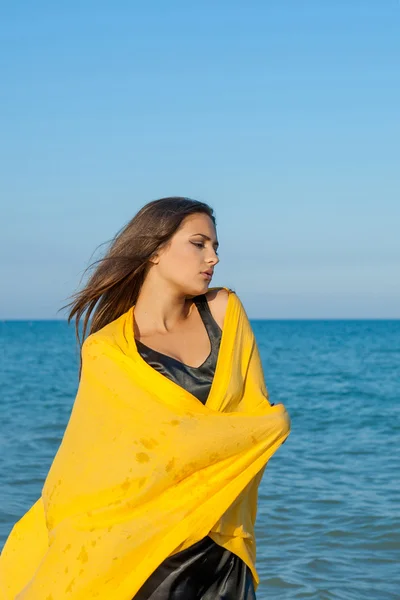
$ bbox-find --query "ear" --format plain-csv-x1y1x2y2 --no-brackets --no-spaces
148,252,160,265
149,239,169,265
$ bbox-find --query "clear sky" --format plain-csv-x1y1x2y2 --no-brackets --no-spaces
1,1,399,319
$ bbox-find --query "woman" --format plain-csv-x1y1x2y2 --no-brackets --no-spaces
0,197,290,600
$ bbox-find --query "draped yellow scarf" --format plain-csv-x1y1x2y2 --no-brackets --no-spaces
0,287,290,600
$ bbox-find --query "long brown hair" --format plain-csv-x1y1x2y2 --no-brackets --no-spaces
64,197,216,355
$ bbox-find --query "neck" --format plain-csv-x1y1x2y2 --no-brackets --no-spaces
134,278,195,336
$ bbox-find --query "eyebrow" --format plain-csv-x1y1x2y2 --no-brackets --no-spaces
191,233,219,248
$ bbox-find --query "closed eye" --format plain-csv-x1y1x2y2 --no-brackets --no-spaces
191,241,219,255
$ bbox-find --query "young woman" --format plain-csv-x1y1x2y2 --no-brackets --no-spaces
0,197,290,600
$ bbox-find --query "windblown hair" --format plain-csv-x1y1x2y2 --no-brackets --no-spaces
63,197,216,359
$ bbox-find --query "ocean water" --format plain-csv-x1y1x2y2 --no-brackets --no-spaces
0,319,399,599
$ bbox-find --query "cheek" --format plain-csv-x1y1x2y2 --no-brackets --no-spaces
177,243,198,261
162,244,196,274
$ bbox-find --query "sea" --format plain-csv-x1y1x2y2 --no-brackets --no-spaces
0,319,399,600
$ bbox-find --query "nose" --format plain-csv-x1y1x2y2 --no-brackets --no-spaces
208,249,219,266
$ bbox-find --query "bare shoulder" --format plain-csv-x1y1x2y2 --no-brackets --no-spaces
205,287,232,330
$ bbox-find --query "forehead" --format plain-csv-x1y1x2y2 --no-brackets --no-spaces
180,213,216,233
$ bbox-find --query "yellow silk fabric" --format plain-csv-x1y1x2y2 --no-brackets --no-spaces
0,288,291,599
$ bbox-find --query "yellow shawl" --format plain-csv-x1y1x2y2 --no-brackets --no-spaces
0,287,290,599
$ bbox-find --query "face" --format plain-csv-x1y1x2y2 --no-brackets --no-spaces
150,213,220,295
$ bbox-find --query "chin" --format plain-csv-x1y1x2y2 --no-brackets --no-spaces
200,280,212,294
183,280,209,298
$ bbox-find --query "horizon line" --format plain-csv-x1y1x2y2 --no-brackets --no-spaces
1,317,399,322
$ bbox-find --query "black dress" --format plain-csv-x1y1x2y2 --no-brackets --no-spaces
133,294,256,600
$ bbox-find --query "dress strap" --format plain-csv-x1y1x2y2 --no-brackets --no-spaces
193,294,222,352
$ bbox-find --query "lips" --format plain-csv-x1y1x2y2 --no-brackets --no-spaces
202,270,213,277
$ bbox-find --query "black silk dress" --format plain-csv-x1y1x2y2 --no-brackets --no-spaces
133,294,256,600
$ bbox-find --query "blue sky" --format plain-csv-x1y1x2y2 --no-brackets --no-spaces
1,1,399,318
